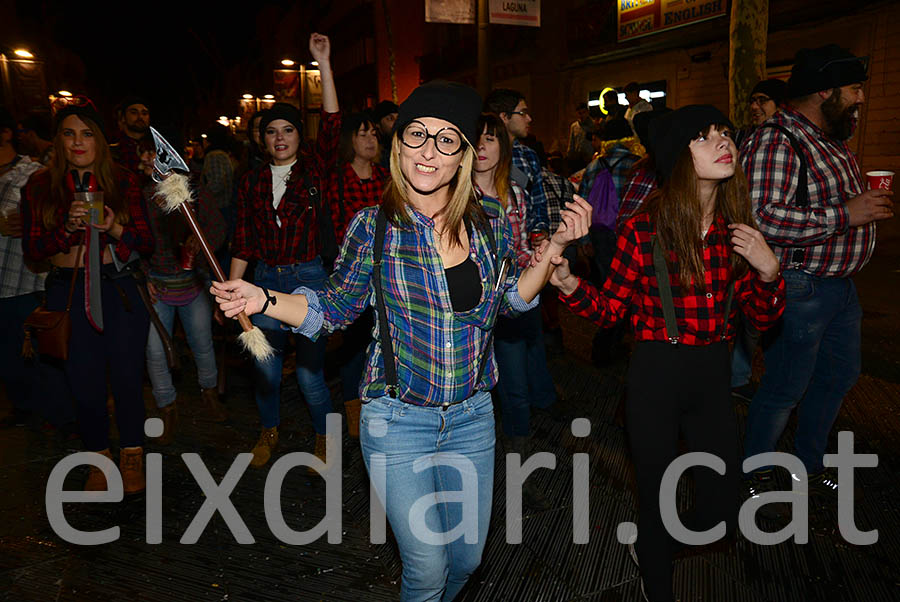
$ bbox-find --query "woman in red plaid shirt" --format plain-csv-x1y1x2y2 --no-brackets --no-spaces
541,106,785,602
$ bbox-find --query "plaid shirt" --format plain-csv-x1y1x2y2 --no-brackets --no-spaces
561,213,785,346
325,161,388,244
233,111,341,265
22,168,154,263
144,182,226,276
741,106,873,278
201,150,234,211
512,140,549,234
618,166,657,231
109,132,142,174
477,181,530,269
295,197,538,407
1,156,45,298
577,145,639,200
541,168,576,234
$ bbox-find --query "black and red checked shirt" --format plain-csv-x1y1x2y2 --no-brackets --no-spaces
325,161,388,244
22,168,154,263
740,106,874,278
108,132,142,175
232,110,341,266
560,212,785,346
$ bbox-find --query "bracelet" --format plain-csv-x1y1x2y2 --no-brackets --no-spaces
260,286,277,314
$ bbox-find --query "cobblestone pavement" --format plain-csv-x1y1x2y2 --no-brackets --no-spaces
2,251,900,601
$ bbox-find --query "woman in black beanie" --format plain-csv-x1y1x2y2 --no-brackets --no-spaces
212,80,591,600
539,105,786,602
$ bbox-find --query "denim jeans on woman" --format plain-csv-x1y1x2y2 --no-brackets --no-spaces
360,391,495,602
744,269,862,474
146,291,217,408
250,258,333,434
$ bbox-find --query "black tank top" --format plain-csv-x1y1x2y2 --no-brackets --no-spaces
444,257,482,313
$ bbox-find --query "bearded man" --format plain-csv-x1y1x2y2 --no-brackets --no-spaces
740,45,893,507
110,96,151,173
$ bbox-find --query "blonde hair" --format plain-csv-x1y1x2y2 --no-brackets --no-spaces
381,133,487,248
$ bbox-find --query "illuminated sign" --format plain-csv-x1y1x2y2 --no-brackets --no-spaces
617,0,726,42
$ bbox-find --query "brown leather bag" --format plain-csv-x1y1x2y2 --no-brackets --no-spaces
22,246,82,361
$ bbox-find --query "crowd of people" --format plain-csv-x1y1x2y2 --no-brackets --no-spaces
0,34,893,602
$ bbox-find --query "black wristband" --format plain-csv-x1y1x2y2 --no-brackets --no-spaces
260,286,277,315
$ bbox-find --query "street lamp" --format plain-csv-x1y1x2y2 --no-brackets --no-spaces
310,61,318,67
13,49,34,59
242,93,254,99
58,90,72,97
263,94,274,99
281,59,295,67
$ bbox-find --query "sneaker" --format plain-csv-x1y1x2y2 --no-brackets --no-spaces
743,470,789,521
803,467,840,499
731,382,757,404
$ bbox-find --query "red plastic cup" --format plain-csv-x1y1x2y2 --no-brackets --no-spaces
866,170,894,191
180,244,195,271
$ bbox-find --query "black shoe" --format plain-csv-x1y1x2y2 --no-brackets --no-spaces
522,481,553,511
731,382,757,404
743,470,789,521
803,467,840,499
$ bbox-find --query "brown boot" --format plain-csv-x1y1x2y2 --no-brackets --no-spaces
120,446,145,495
307,433,334,475
154,402,178,446
344,398,361,439
84,449,114,491
250,426,278,467
200,387,227,422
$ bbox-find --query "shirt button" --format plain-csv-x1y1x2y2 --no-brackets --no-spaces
470,252,477,260
446,370,453,377
706,292,713,299
445,341,452,348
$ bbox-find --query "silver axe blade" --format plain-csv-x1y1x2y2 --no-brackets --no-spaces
149,127,190,183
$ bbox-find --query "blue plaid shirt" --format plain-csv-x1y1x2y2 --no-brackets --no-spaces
577,145,639,200
295,197,538,406
512,141,549,234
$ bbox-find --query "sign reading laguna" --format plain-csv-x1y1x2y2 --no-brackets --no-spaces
489,0,540,27
618,0,726,42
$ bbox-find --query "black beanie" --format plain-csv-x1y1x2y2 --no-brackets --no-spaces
119,95,150,114
259,102,303,139
394,81,483,148
648,105,733,181
54,103,107,139
787,45,867,98
373,100,399,121
750,79,788,105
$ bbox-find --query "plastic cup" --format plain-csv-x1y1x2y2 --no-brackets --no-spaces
866,171,894,191
180,243,196,271
74,191,105,225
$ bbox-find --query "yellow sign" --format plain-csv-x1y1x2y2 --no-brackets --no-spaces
617,0,726,42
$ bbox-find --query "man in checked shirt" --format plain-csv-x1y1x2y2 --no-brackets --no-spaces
741,45,893,505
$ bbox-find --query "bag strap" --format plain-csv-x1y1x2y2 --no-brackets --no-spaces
372,207,398,397
759,123,809,266
65,245,84,312
650,235,679,344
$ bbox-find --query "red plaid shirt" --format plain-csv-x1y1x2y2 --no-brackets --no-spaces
22,168,154,262
560,213,785,346
232,111,341,265
109,132,142,174
741,106,873,278
325,161,388,244
618,166,657,231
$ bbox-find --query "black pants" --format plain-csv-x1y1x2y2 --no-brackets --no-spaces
47,268,149,451
626,341,740,602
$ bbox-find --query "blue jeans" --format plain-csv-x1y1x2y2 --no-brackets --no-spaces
494,305,557,437
250,259,332,434
744,270,862,474
146,292,218,408
729,317,760,388
360,392,495,602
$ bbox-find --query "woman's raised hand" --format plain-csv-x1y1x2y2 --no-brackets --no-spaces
210,279,265,318
309,33,331,64
728,223,780,282
549,195,592,249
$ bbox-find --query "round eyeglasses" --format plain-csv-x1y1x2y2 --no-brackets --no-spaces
401,121,464,156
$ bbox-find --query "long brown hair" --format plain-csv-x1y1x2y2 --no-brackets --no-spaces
641,126,754,290
476,113,512,209
43,114,127,229
381,132,487,248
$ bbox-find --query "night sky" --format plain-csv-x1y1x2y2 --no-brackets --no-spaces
7,0,332,134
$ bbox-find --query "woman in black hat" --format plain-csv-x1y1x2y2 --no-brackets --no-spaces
539,105,785,602
22,100,154,494
227,33,341,470
211,80,591,600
